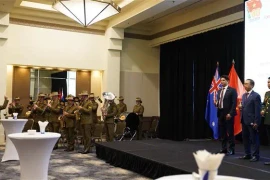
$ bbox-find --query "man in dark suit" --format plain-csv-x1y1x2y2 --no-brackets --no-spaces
239,79,261,162
215,75,237,155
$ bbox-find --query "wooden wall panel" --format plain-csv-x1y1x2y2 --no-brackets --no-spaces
13,67,30,115
76,71,91,96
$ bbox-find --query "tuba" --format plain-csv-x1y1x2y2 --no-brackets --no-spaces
101,92,115,120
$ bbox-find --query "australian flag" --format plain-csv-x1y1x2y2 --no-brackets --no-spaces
205,66,221,139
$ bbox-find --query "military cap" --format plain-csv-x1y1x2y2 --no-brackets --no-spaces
66,94,74,101
50,92,59,96
136,97,142,103
38,93,46,97
118,96,124,101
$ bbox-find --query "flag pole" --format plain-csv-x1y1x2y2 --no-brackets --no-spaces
232,59,235,64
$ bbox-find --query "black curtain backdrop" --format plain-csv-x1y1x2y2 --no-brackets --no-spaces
159,22,244,141
51,71,67,101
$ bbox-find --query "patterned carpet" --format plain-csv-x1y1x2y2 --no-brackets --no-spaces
0,144,150,180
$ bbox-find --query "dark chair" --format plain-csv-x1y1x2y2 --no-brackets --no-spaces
119,113,140,141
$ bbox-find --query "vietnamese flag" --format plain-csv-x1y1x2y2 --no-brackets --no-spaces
229,62,245,135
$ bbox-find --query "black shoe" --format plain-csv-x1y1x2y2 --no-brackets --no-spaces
227,150,235,155
264,162,270,165
239,155,252,160
217,149,227,154
250,156,259,162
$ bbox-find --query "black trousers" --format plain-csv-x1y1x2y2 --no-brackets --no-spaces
218,109,235,151
265,125,270,145
242,123,260,158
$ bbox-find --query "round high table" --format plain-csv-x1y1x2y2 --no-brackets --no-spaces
8,132,60,180
0,119,28,162
156,174,251,180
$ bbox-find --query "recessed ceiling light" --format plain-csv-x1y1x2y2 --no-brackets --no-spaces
81,70,88,72
19,66,27,68
46,67,53,70
33,67,40,69
58,68,65,71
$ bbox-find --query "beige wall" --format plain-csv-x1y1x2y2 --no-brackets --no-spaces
120,38,160,116
150,0,243,46
2,24,107,70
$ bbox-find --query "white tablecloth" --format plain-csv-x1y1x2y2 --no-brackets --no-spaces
0,119,27,162
8,132,60,180
156,174,251,180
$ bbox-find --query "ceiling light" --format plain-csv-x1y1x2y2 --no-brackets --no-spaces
19,66,27,68
58,68,66,71
33,67,41,69
52,0,121,27
46,67,53,70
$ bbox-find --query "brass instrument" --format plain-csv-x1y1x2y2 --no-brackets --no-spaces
101,92,115,120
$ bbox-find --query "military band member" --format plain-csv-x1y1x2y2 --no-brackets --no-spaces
89,93,99,122
104,99,117,142
261,77,270,165
116,96,127,117
74,96,81,131
133,97,144,140
8,97,24,118
47,92,61,149
0,96,9,112
62,95,77,151
77,91,92,154
32,93,47,131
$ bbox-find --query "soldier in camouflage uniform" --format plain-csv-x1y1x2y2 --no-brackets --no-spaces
104,99,117,142
133,97,144,140
32,93,47,131
261,77,270,165
62,95,77,151
0,96,9,118
78,91,93,154
8,97,24,118
47,92,61,149
116,96,127,118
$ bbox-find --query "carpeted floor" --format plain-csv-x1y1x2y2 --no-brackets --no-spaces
0,144,150,180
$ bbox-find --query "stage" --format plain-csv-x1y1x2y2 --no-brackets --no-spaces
96,139,270,179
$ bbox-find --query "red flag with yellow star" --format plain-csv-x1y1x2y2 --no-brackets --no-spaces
229,62,245,135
